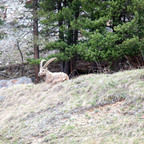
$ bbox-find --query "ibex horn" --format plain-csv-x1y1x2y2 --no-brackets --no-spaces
43,57,58,69
40,59,46,68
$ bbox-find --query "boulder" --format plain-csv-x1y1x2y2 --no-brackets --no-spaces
0,76,32,88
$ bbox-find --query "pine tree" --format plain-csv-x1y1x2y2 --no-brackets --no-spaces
77,0,144,71
39,0,81,74
37,0,144,73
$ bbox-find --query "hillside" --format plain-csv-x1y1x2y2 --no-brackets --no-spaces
0,69,144,144
0,0,32,65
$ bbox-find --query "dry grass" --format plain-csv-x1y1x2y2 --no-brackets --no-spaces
0,69,144,144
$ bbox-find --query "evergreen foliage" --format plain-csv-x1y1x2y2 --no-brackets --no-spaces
25,3,33,9
29,0,144,72
39,0,81,58
77,0,144,63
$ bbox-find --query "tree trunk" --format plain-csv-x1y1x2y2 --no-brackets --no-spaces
58,1,69,74
111,59,122,72
33,0,39,83
60,61,70,74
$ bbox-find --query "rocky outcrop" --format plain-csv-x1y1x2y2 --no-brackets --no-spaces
0,0,33,65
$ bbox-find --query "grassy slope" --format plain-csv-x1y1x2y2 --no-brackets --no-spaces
0,69,144,144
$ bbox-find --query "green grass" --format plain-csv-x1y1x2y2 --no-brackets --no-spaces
0,69,144,143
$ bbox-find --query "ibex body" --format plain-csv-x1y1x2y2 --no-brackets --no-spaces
38,57,69,85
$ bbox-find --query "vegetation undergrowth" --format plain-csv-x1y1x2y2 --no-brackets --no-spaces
0,69,144,144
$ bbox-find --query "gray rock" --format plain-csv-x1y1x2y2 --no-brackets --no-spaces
0,76,33,89
0,95,5,101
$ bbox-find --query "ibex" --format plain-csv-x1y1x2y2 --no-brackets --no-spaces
38,57,69,85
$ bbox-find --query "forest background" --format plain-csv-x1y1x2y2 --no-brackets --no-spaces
0,0,144,81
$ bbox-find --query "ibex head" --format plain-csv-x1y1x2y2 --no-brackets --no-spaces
38,57,58,77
